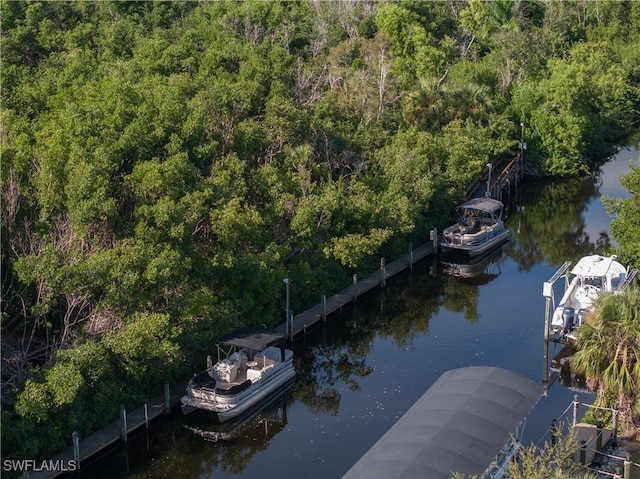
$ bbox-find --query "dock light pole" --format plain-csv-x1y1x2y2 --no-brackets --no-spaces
485,163,492,198
284,278,291,339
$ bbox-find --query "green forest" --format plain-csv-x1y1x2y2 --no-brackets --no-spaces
2,0,640,465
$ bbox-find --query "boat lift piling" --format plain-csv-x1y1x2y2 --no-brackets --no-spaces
542,261,572,384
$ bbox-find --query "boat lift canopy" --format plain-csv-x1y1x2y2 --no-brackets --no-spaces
341,366,545,479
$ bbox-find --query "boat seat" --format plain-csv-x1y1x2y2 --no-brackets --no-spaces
212,358,239,383
255,347,282,369
254,354,275,369
229,351,248,370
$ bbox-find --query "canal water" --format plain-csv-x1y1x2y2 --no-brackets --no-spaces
78,145,638,479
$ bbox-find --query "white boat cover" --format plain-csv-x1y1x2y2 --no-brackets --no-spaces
341,366,545,479
570,255,617,277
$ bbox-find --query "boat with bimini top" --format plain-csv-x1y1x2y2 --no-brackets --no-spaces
441,198,510,256
181,327,295,422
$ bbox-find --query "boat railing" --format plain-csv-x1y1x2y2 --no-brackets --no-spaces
620,268,638,290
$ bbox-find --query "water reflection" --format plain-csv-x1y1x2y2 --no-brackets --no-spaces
292,272,445,415
441,243,506,286
508,175,604,271
184,381,293,443
549,341,592,394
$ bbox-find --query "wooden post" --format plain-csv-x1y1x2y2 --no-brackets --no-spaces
380,258,386,287
596,421,603,458
164,381,171,414
289,309,294,341
322,294,327,322
579,440,587,465
408,241,413,269
624,460,631,478
353,274,358,302
572,395,580,427
612,404,618,444
144,403,149,429
519,123,525,181
120,404,127,442
207,355,212,369
72,431,80,468
284,278,290,338
550,420,557,446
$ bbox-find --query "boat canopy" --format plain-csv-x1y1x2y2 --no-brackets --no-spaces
458,197,504,214
217,327,286,351
570,255,620,278
341,366,545,479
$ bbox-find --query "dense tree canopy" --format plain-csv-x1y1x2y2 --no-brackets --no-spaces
1,0,639,466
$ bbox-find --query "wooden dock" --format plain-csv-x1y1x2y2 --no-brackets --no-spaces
274,241,435,338
465,151,524,204
20,239,436,479
20,386,185,479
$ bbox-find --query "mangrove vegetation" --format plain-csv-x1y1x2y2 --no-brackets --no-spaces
1,0,640,466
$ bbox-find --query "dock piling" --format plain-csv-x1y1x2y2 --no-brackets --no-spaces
284,278,291,340
380,258,386,287
612,404,618,444
353,274,358,302
164,381,171,414
72,431,80,468
119,404,127,442
408,242,413,269
322,294,327,322
596,421,603,460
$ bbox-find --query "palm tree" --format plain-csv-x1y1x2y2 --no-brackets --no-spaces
570,286,640,437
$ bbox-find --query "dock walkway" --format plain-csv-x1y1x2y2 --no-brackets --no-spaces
274,241,435,337
20,240,436,479
22,387,185,479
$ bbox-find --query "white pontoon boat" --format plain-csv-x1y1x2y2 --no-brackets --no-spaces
441,198,510,256
181,327,295,422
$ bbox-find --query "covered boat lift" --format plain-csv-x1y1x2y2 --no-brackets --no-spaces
341,366,545,479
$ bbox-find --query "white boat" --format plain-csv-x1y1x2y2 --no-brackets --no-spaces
181,327,295,422
441,198,510,256
550,255,631,340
